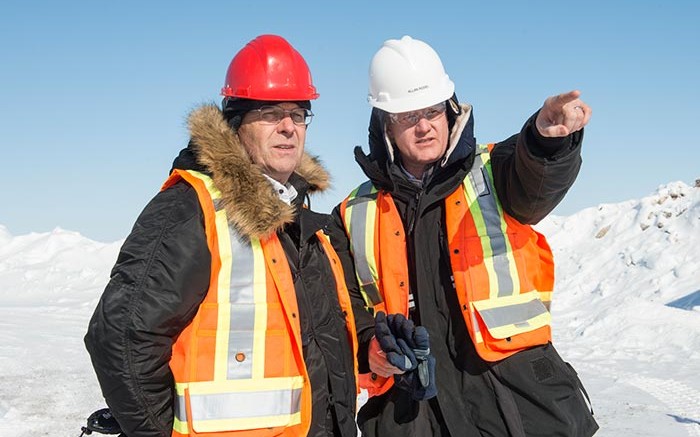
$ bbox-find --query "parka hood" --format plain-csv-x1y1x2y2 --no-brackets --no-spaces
173,104,330,239
355,102,477,191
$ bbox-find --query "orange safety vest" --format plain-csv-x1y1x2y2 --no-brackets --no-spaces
163,169,359,436
340,144,554,397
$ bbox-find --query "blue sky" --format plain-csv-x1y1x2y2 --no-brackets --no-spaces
2,1,698,242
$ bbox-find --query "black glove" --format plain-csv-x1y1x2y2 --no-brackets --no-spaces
374,311,417,371
374,311,437,399
384,313,437,401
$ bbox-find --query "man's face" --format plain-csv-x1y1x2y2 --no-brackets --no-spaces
386,102,449,178
237,102,308,184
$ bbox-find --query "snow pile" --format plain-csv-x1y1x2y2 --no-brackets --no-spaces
0,226,122,306
537,180,700,436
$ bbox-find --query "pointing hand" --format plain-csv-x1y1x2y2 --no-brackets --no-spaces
535,90,591,137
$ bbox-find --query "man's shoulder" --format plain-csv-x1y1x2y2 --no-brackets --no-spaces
141,180,202,225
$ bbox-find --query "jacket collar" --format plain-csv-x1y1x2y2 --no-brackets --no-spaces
179,104,330,239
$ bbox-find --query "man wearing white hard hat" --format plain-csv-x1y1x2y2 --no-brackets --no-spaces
329,36,598,436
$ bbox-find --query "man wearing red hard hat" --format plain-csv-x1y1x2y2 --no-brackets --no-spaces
85,35,370,437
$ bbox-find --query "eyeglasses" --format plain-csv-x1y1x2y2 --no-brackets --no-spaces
388,102,447,127
247,106,314,126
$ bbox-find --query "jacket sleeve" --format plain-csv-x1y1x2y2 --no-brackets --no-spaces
490,111,583,224
84,182,211,437
328,204,376,374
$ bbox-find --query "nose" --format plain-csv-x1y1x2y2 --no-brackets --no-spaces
414,117,432,133
277,113,296,133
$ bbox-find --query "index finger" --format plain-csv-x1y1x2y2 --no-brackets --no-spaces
551,90,582,107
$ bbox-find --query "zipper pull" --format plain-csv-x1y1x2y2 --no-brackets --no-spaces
407,190,422,235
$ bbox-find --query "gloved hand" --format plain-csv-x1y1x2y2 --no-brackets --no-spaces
374,311,417,372
385,313,437,401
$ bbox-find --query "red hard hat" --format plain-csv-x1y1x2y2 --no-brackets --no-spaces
221,35,319,101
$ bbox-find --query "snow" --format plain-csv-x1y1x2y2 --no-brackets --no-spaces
1,180,699,436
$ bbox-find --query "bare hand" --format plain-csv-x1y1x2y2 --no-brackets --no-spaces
368,336,405,378
535,90,591,137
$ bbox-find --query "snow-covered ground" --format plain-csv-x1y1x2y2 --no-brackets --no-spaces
1,180,699,436
536,180,700,436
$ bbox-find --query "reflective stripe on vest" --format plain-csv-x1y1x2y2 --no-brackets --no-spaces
343,182,383,307
164,170,306,436
341,144,554,366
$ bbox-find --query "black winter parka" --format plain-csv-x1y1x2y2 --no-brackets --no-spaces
85,105,369,437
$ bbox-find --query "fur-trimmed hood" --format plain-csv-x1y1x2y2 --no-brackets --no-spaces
176,104,330,239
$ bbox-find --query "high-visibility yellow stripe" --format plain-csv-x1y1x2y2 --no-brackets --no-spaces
481,158,522,294
173,389,189,434
173,417,189,434
462,177,499,298
251,237,267,379
214,208,233,380
343,185,360,235
345,183,383,307
190,170,222,200
363,187,379,297
474,329,484,344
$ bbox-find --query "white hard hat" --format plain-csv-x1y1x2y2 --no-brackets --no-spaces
368,36,455,114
